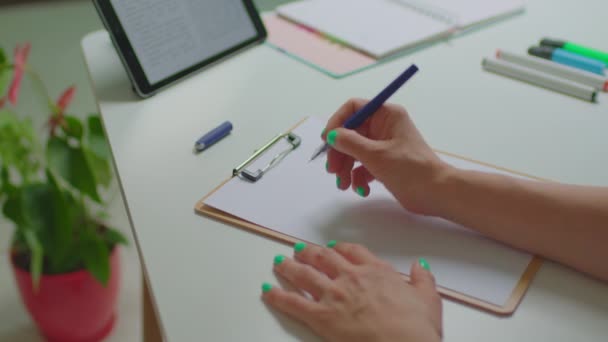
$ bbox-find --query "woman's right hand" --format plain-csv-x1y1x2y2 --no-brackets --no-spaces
322,98,449,216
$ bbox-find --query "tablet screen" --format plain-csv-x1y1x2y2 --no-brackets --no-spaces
109,0,259,84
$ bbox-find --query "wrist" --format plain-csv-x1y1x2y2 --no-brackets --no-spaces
424,161,461,218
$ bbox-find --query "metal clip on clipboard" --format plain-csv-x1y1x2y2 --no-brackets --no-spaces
232,132,301,182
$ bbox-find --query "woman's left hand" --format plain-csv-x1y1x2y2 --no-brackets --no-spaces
262,242,443,342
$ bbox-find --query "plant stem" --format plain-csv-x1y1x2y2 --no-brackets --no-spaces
23,66,55,111
1,63,53,108
1,63,60,135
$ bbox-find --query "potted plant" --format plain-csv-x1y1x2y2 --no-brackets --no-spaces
0,43,128,341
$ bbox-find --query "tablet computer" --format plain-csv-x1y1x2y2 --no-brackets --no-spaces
93,0,266,97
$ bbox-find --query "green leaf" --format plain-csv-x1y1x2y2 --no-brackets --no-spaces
3,189,23,225
12,183,57,289
51,187,85,274
6,179,82,276
87,115,110,159
0,111,39,179
11,230,27,252
23,230,43,290
1,166,16,196
0,48,11,97
80,227,110,285
83,147,111,187
46,136,101,202
45,169,76,271
50,253,82,274
7,182,77,277
103,228,129,246
18,184,55,246
62,116,83,140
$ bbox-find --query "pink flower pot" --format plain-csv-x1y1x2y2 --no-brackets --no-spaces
11,248,121,342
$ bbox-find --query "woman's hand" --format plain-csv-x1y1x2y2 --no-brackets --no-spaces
262,242,442,342
322,98,449,216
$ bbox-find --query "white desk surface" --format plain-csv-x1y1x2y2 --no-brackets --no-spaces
82,0,608,340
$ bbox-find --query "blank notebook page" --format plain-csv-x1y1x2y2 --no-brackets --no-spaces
413,0,526,28
276,0,449,58
204,118,535,307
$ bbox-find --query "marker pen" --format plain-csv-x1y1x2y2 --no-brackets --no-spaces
497,49,608,92
482,57,597,102
541,38,608,66
528,46,605,75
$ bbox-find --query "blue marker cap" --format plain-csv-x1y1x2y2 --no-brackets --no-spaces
552,48,605,75
194,121,233,153
529,46,605,75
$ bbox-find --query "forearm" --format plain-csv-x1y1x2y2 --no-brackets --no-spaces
432,166,608,282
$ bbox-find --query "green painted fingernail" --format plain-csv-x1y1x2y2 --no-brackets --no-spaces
294,242,307,253
419,258,431,271
356,187,366,197
325,161,329,171
327,240,337,248
327,130,338,146
336,176,341,188
274,254,285,265
262,282,273,293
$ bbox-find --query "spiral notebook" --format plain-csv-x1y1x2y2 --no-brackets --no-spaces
276,0,526,58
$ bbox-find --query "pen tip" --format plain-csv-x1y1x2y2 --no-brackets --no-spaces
309,144,328,162
309,150,320,162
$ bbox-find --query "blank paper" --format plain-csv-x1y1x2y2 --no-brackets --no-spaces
276,0,525,58
277,0,449,58
204,118,535,307
412,0,526,28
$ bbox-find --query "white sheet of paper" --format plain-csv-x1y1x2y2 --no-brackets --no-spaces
276,0,524,58
409,0,525,28
204,118,534,306
276,0,449,58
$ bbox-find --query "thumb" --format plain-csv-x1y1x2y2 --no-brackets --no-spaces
411,259,443,338
410,258,437,296
327,128,383,163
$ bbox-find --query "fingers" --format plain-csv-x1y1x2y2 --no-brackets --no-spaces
274,255,333,300
409,258,439,300
262,285,322,327
326,146,343,174
332,242,380,266
351,165,375,197
327,155,375,196
325,98,369,132
328,128,383,165
323,98,385,192
325,128,383,193
294,243,353,279
326,133,356,192
335,151,354,191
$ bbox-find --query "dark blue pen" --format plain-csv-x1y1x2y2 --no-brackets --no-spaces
194,121,233,153
309,64,419,161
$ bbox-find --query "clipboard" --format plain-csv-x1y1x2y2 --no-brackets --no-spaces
195,117,544,316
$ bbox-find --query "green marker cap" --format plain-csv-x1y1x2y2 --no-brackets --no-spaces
541,38,608,65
